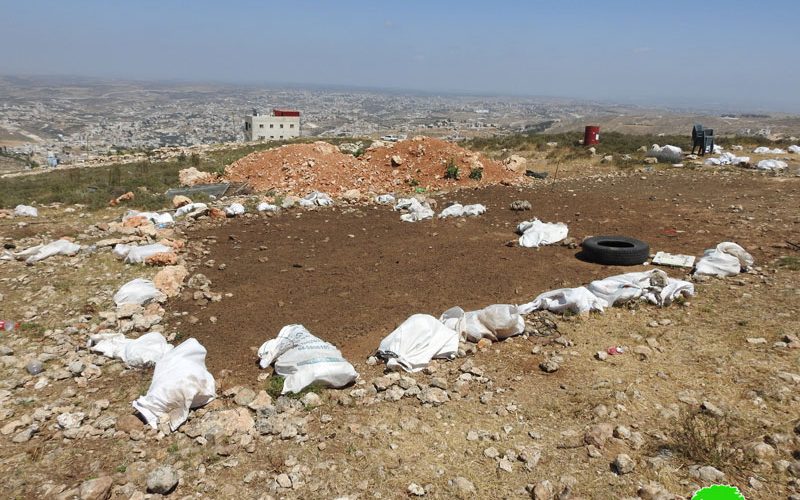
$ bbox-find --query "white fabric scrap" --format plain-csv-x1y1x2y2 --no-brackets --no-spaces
257,324,358,394
517,219,569,248
695,242,754,277
375,194,396,205
299,191,333,207
88,332,174,368
14,239,81,264
788,145,800,154
753,146,786,154
132,338,216,431
123,243,172,264
518,287,607,315
123,210,173,226
755,159,787,170
378,314,459,372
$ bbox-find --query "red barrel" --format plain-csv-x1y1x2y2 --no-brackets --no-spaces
584,125,600,146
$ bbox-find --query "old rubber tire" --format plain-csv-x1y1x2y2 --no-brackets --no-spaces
581,236,650,266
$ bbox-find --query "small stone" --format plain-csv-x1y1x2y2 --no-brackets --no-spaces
233,387,256,406
595,351,608,361
484,446,500,459
612,454,636,474
584,423,613,448
301,392,322,408
26,361,44,375
146,466,179,495
700,401,725,418
449,477,476,497
407,482,425,496
366,356,378,366
539,358,560,373
116,414,144,433
79,476,113,500
695,465,725,482
498,458,513,472
613,425,631,440
276,473,292,488
532,480,555,500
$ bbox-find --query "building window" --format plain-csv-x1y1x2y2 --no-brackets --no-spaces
270,124,274,128
259,124,264,129
280,136,283,139
280,124,284,129
270,135,274,139
290,124,295,128
259,135,265,140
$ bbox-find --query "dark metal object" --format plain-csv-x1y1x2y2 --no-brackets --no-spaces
691,124,714,156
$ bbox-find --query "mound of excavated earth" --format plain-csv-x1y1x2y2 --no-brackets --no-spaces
223,136,519,196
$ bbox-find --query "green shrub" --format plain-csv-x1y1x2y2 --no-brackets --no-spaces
444,159,459,180
468,166,483,180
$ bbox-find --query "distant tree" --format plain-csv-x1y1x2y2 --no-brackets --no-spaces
189,153,200,166
177,152,187,163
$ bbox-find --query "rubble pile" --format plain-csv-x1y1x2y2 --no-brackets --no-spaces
223,137,517,196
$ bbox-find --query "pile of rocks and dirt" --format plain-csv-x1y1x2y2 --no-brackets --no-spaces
221,137,519,197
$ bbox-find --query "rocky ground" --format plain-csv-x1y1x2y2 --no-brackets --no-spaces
0,159,799,500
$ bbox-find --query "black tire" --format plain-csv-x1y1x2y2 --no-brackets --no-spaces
580,236,650,266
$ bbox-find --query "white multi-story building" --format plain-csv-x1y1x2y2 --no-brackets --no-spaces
244,109,301,141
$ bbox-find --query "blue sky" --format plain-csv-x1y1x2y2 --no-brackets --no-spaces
2,0,799,112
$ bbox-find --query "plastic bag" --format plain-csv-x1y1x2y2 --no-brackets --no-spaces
225,203,245,216
440,304,524,342
694,242,753,277
518,286,606,315
377,314,459,372
375,194,396,205
14,205,38,217
14,239,81,264
113,278,164,306
257,325,358,394
124,210,173,226
517,219,569,248
755,159,787,170
132,338,216,431
753,146,785,154
789,145,800,154
88,332,174,368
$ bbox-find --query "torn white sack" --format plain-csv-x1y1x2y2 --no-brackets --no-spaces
14,205,38,217
113,278,164,306
14,239,82,264
132,338,216,431
440,304,524,343
375,194,396,205
694,242,754,277
257,202,279,212
438,203,487,218
518,286,607,315
123,210,174,226
789,145,800,154
753,147,785,154
87,332,174,368
517,219,569,248
377,314,459,372
175,203,208,217
395,198,434,222
587,269,694,307
224,203,245,216
299,191,333,207
755,159,787,170
257,324,358,394
119,243,172,264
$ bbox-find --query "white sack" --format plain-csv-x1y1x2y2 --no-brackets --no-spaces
124,244,172,264
257,324,358,394
438,203,487,218
375,194,396,205
88,332,174,368
789,145,800,154
518,286,607,315
225,203,245,216
175,203,208,217
112,244,133,260
299,191,333,207
712,144,723,154
14,205,38,217
753,146,785,154
14,239,82,264
377,314,459,372
587,269,694,307
440,304,524,343
694,242,754,277
395,198,434,222
257,202,279,212
704,158,721,166
113,278,163,306
755,159,787,170
661,145,682,155
517,219,569,248
132,338,216,431
123,210,173,226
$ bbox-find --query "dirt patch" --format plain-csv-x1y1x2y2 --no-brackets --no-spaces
222,137,516,196
172,169,800,384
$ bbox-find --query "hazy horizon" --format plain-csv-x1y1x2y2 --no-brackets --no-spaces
2,1,799,113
